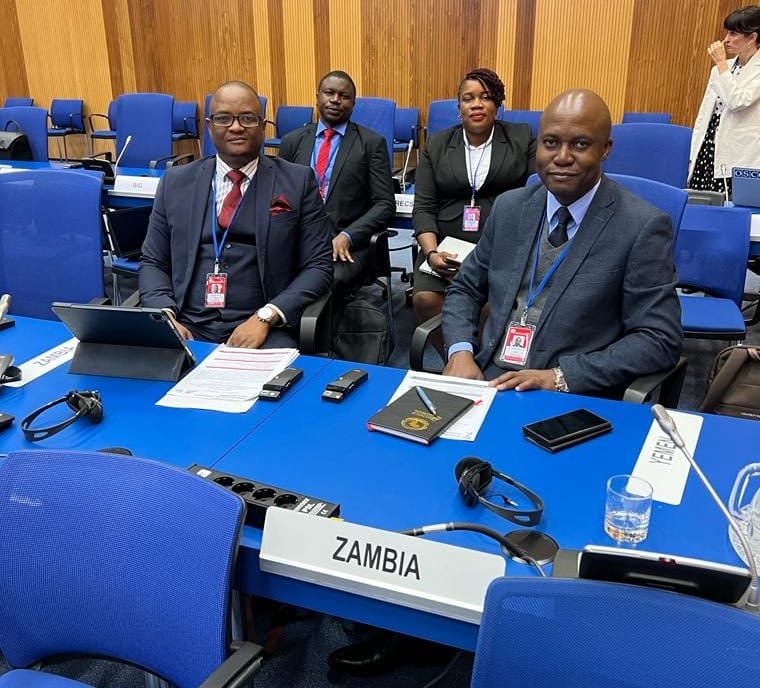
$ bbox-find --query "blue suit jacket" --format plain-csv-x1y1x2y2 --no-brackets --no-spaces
443,175,683,396
139,155,333,325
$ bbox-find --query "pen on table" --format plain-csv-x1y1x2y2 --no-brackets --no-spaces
416,386,437,415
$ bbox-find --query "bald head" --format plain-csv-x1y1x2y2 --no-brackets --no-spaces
207,80,265,168
536,89,613,205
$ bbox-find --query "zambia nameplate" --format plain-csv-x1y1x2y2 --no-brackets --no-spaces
260,508,506,624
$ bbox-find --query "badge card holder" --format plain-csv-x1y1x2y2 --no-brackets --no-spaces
51,302,196,382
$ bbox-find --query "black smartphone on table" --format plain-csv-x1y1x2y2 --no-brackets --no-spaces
522,408,612,452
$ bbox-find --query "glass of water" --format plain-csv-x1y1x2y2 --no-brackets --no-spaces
604,475,653,544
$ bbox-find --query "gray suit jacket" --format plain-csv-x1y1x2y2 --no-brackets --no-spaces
139,155,333,324
443,176,683,396
278,121,395,249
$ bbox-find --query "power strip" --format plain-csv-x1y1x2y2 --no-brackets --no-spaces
188,464,340,528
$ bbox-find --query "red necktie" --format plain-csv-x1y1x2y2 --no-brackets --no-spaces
217,169,246,229
315,129,335,197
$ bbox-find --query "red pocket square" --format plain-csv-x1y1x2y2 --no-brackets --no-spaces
270,194,293,215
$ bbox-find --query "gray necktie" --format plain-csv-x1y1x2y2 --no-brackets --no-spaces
548,206,572,247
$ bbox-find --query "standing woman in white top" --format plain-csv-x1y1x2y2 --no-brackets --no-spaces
690,5,760,195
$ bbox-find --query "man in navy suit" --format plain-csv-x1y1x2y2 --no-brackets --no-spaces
278,70,395,292
140,80,332,348
443,89,682,398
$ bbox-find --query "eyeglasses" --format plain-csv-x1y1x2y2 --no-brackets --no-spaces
207,113,264,128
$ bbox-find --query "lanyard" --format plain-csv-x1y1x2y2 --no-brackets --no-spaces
211,176,244,274
467,140,488,206
522,215,573,325
311,131,340,195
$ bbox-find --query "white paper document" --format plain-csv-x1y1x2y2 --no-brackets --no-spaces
419,237,476,276
156,345,299,413
632,410,704,505
388,370,496,441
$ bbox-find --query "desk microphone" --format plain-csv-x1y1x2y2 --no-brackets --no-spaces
0,293,13,330
400,139,413,192
651,404,759,612
114,135,133,168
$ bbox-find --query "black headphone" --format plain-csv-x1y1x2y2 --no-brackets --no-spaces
21,391,103,442
1,365,21,384
455,457,544,526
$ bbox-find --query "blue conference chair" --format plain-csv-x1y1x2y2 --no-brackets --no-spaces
393,106,420,158
676,204,751,341
501,109,542,136
622,111,672,124
0,106,49,161
352,96,396,161
264,104,313,150
0,170,104,319
3,97,33,107
0,448,263,688
172,100,202,157
47,98,87,160
88,99,117,156
605,122,692,188
116,92,185,169
471,577,760,687
425,98,460,140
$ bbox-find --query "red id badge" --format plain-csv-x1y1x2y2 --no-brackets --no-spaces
462,205,481,232
205,273,227,308
499,322,535,366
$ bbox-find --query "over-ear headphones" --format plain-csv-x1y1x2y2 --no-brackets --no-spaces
455,457,544,526
21,390,103,441
1,365,21,384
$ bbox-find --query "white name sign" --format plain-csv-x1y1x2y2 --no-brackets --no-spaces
112,175,160,198
260,509,505,624
395,193,414,216
4,337,78,387
632,410,704,505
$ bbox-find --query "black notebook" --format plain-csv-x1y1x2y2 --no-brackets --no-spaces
367,386,474,445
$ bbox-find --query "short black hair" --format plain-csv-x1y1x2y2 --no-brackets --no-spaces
317,70,357,99
724,5,760,40
457,68,506,109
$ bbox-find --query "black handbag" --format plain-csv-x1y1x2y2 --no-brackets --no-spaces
700,345,760,420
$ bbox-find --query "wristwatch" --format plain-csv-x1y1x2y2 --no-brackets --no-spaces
256,306,277,324
553,367,569,393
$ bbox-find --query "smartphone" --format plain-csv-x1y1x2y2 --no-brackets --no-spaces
522,408,611,452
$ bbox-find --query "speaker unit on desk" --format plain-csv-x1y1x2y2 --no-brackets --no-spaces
188,465,341,528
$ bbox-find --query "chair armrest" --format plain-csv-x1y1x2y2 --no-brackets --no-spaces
198,639,264,688
87,113,110,131
410,313,442,372
120,290,141,308
299,291,333,356
623,356,688,407
368,228,393,276
149,153,195,169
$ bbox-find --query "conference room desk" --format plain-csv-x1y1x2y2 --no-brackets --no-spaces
214,359,760,650
0,317,331,467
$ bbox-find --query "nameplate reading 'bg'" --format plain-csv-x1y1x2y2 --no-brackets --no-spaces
113,175,160,198
260,509,505,624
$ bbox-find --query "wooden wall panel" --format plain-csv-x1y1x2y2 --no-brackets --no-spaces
0,0,750,157
531,0,635,120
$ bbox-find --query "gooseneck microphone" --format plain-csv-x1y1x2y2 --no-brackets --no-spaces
400,522,546,577
114,134,133,168
651,404,759,612
400,139,414,192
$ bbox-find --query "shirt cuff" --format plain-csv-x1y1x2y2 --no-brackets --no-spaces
268,303,287,326
339,230,353,246
447,342,474,359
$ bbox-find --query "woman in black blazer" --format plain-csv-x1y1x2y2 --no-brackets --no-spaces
412,68,536,333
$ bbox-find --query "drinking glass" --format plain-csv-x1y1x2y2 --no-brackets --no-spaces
604,475,653,544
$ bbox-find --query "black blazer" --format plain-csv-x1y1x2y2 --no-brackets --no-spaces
413,120,536,243
278,121,396,249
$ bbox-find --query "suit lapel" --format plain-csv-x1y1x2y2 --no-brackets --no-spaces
444,128,471,191
537,177,615,326
253,156,276,294
326,123,357,202
294,123,317,166
183,158,216,292
481,124,509,189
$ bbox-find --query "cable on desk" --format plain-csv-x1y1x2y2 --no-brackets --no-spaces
399,521,546,577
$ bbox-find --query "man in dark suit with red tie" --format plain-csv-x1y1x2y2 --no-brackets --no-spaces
139,80,333,349
278,70,395,292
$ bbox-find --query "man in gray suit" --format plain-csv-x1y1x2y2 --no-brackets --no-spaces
140,81,332,349
278,70,395,292
443,89,682,398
